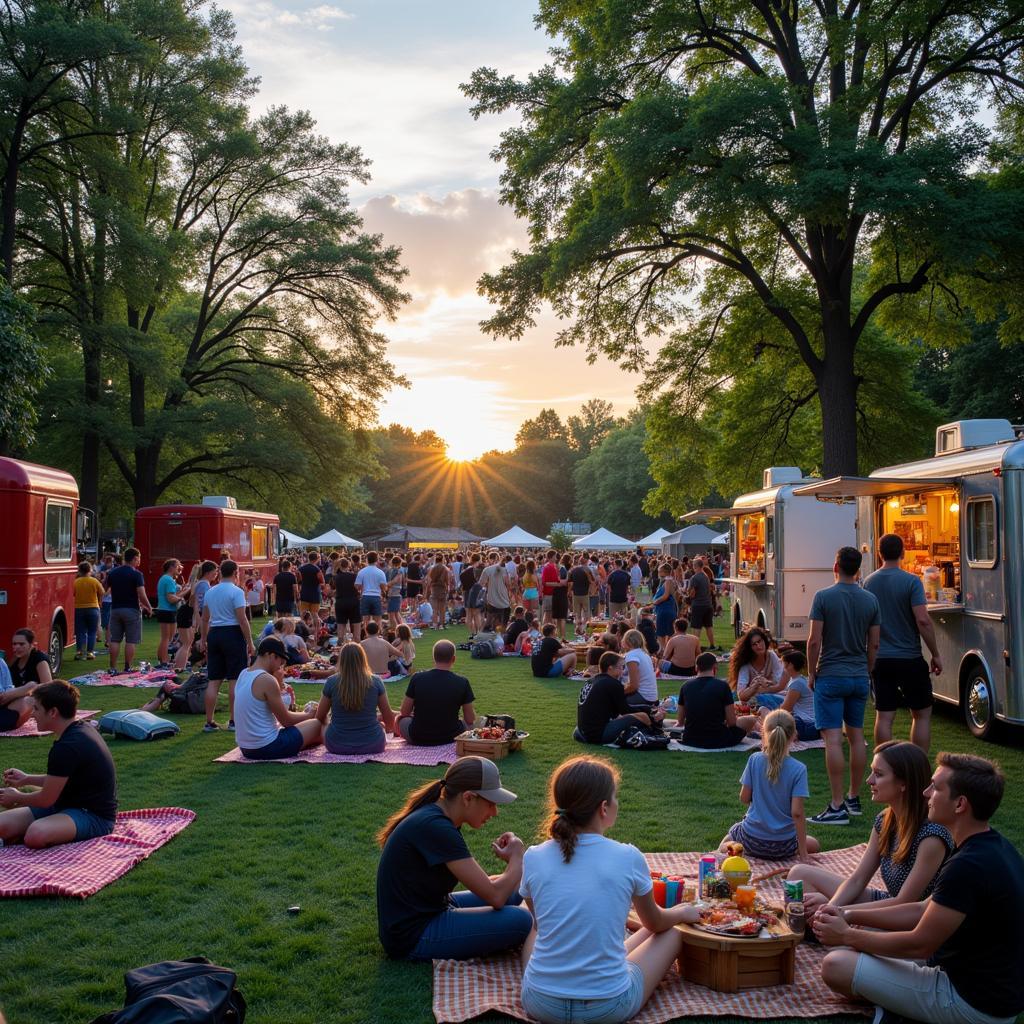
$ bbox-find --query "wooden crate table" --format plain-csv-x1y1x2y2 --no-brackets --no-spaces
454,731,526,760
674,920,800,993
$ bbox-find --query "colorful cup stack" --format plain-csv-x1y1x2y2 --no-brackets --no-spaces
650,871,690,907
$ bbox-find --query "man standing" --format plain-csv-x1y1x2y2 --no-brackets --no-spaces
864,533,942,752
355,551,388,631
199,559,254,732
479,550,511,631
607,559,632,617
425,553,451,630
568,555,594,638
104,547,153,674
807,546,881,826
815,753,1024,1024
540,549,561,626
687,556,717,651
272,558,298,617
298,551,326,636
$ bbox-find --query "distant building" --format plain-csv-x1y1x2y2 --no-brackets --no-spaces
372,526,485,551
550,521,591,538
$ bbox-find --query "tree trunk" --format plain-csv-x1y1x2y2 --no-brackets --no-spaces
0,106,28,283
815,329,859,477
80,335,102,516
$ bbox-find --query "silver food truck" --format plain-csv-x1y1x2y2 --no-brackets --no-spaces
794,419,1024,739
684,467,857,646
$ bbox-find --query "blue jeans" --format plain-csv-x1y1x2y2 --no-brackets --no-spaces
408,890,532,962
521,961,645,1024
75,607,101,653
813,675,870,730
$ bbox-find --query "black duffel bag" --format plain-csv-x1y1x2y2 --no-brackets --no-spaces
89,956,246,1023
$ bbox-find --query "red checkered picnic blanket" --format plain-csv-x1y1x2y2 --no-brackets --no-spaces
433,845,878,1023
0,710,99,737
214,736,456,766
0,807,196,899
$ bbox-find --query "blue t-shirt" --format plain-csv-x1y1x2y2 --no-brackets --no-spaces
107,565,145,610
809,582,880,677
863,567,927,660
323,674,386,750
740,752,810,841
156,574,179,612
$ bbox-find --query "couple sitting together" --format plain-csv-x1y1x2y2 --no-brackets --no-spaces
234,637,475,760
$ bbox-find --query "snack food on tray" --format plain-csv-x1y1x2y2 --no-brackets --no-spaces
461,726,528,741
696,897,785,937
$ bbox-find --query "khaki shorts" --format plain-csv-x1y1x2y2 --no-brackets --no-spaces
610,601,629,615
298,601,321,615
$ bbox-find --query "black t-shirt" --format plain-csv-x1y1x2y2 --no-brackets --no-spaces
273,571,297,607
503,618,529,648
333,570,358,608
9,649,50,687
927,829,1024,1016
577,673,632,742
637,618,659,655
377,804,471,957
48,721,118,820
680,675,736,747
688,572,712,608
107,564,144,609
638,557,649,577
298,563,323,603
531,636,562,677
407,562,422,582
568,566,592,597
459,565,476,593
405,669,474,745
607,569,631,603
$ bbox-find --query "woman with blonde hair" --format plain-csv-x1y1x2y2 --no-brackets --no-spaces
376,756,531,960
719,709,820,861
316,642,395,754
519,755,697,1023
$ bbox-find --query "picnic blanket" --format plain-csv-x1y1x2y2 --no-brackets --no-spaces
0,709,99,737
215,735,456,766
0,807,196,899
69,668,177,688
433,844,876,1023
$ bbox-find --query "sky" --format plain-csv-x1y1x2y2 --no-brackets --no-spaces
220,0,642,460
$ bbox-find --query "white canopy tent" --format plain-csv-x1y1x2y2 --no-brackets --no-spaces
481,525,550,548
711,532,729,546
280,528,313,547
635,527,671,550
308,528,363,548
571,527,636,551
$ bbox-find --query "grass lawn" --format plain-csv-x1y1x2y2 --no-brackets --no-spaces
3,609,1023,1024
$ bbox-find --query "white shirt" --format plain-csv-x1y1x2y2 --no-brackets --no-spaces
204,580,246,628
629,565,643,588
736,650,785,692
355,564,387,597
233,667,281,750
521,835,652,999
623,647,658,702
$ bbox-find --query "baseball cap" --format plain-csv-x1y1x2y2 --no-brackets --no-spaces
462,756,517,804
258,636,288,659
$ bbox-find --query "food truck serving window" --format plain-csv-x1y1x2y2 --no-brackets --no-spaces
877,488,961,601
966,497,997,568
252,525,269,560
45,501,73,562
736,513,766,578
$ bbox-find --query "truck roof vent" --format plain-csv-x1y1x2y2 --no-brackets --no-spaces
935,420,1015,456
762,467,804,488
201,495,237,509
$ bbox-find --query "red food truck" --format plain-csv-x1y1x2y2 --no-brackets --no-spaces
134,497,281,605
0,456,95,673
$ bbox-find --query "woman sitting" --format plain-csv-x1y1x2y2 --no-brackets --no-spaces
519,755,698,1024
787,740,953,918
316,642,396,755
376,756,532,960
394,623,416,673
729,627,784,701
660,617,700,677
584,632,619,677
621,629,659,712
273,618,310,665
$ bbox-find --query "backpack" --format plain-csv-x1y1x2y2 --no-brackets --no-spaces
99,710,180,741
89,956,246,1023
471,640,499,659
168,673,209,715
615,724,671,751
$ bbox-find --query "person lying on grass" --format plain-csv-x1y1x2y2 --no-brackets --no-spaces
518,755,698,1024
315,642,395,756
813,752,1024,1024
376,755,532,960
232,636,322,761
395,640,475,745
719,709,820,862
0,680,117,847
788,740,953,921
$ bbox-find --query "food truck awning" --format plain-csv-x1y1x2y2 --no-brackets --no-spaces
793,476,958,501
682,506,768,520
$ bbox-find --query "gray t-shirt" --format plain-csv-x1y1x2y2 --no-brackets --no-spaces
480,564,510,609
688,572,712,608
863,567,927,660
784,675,816,722
809,582,880,677
323,674,385,750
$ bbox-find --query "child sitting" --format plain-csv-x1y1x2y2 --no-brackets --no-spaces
719,709,821,861
754,650,819,741
395,624,416,673
414,600,434,627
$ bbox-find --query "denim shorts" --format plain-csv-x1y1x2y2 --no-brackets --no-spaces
30,804,116,841
813,675,870,730
521,962,645,1024
360,595,382,617
387,596,402,613
547,663,564,678
241,725,303,760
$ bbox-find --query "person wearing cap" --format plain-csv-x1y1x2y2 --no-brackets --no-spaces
376,756,533,961
230,636,322,760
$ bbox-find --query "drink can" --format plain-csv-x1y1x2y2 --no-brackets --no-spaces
784,879,803,905
698,855,716,897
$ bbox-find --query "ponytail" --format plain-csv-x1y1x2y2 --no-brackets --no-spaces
762,709,796,783
545,756,619,863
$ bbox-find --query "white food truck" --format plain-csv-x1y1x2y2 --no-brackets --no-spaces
794,419,1024,739
684,467,857,645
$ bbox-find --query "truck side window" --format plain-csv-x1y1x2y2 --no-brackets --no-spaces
766,517,774,556
45,502,73,562
966,497,997,568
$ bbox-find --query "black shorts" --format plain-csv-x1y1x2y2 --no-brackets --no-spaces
176,604,194,629
407,582,421,599
155,609,176,624
0,706,21,731
335,603,360,628
872,657,933,712
206,625,248,681
486,604,511,625
689,605,714,629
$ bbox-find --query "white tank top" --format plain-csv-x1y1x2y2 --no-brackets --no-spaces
234,667,281,750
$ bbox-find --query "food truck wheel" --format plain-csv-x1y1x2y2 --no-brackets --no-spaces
48,623,64,675
963,667,996,740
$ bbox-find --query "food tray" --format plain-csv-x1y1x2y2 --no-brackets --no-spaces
454,730,528,760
